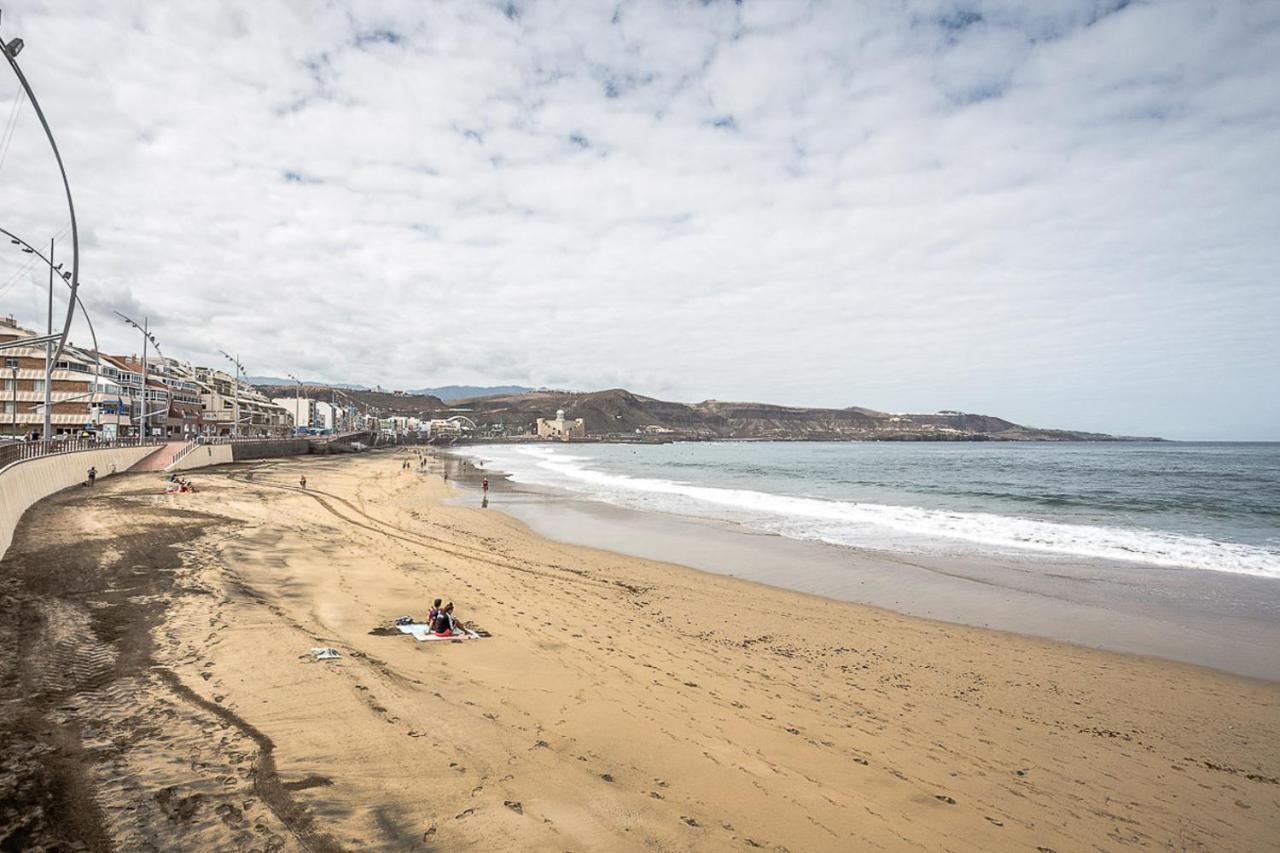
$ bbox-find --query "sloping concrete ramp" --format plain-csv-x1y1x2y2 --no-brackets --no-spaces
127,441,188,472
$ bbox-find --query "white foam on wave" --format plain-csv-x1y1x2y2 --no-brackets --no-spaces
458,446,1280,580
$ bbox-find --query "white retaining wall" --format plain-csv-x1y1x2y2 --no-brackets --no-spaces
0,445,157,561
168,443,235,471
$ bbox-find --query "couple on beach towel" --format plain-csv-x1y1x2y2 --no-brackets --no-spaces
427,598,460,637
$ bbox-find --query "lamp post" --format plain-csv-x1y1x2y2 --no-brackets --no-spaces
286,373,305,432
3,229,102,435
42,238,51,439
5,356,16,436
2,11,81,369
220,351,244,437
114,311,161,437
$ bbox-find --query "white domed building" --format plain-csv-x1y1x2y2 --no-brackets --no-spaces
535,408,586,440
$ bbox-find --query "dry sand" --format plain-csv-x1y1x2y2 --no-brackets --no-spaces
2,449,1277,852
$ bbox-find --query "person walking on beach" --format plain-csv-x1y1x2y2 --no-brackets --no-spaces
87,466,97,487
299,474,307,490
482,477,489,494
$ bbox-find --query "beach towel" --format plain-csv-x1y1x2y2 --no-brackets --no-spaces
395,623,481,642
311,647,341,660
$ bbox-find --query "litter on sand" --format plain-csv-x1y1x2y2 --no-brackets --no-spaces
311,647,342,660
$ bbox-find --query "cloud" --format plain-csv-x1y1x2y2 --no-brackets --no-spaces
0,0,1276,439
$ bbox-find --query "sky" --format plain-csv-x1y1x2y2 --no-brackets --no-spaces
0,1,1276,440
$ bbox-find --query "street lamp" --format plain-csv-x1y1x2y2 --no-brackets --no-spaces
2,227,103,436
114,311,161,437
220,351,245,437
5,356,16,436
286,372,305,432
2,10,81,368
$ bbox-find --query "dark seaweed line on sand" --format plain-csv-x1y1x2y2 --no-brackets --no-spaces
153,667,346,853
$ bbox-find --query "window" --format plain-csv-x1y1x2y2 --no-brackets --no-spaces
1,378,12,392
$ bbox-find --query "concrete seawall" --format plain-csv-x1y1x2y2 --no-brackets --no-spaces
4,438,353,559
0,445,159,561
169,439,312,472
168,443,235,470
232,439,312,461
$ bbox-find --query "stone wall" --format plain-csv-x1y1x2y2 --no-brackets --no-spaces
0,445,158,560
230,439,312,461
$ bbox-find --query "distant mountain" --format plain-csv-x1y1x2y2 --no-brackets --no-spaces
444,388,1150,441
410,385,535,401
250,380,1147,441
246,376,368,390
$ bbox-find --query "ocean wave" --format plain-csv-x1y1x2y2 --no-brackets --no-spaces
458,446,1280,580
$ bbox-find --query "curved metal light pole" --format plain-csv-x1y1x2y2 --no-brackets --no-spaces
221,351,245,437
0,225,103,432
114,310,162,437
286,372,306,432
2,12,80,366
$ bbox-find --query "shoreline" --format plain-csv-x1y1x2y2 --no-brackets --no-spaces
440,451,1280,682
3,450,1277,851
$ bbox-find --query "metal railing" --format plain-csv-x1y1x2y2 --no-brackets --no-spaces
0,435,165,472
197,434,301,445
169,438,202,467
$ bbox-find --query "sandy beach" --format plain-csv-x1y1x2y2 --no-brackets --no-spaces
2,449,1277,852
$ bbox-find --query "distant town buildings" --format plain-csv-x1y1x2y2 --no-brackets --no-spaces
2,316,290,439
536,409,585,440
271,395,358,433
273,396,318,430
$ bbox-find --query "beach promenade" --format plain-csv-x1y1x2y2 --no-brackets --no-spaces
1,450,1276,851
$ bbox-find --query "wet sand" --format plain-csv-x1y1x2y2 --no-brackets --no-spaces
474,481,1280,682
1,450,1277,851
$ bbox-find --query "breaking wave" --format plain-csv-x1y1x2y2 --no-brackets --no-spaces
458,445,1280,580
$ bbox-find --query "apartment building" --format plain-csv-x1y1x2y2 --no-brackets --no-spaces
1,316,135,438
185,363,292,436
0,317,292,438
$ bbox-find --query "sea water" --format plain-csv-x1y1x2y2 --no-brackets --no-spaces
457,442,1280,580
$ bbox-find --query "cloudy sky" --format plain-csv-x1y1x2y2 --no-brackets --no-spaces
0,1,1276,439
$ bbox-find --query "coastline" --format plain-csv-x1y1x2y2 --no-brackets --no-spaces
444,451,1280,682
2,450,1277,851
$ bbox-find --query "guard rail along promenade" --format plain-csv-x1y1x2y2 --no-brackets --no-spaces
0,436,165,560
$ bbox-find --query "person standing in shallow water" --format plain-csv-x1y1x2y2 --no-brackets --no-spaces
87,466,96,486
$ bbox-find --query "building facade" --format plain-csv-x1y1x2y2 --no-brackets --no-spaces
1,317,135,438
1,317,291,438
535,409,586,439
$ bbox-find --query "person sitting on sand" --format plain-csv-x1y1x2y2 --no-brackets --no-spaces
427,598,442,625
431,602,457,637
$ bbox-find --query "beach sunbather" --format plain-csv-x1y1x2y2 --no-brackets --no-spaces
431,602,457,637
427,598,442,625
